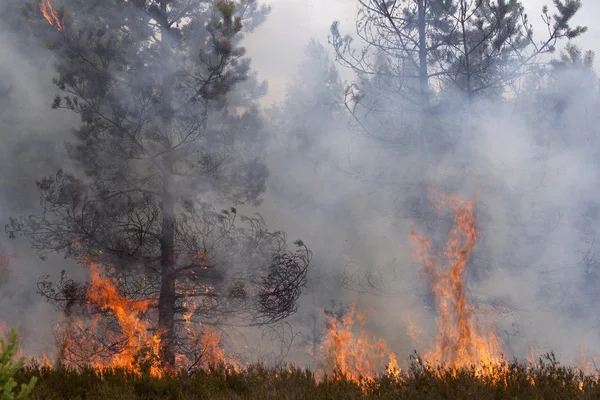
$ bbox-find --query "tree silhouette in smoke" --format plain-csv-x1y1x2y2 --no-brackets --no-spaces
6,0,310,369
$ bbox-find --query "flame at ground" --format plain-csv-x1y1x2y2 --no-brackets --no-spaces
178,286,236,372
320,303,399,383
86,265,162,376
53,264,163,376
51,261,237,377
197,325,236,369
39,0,63,31
575,343,600,376
317,191,505,383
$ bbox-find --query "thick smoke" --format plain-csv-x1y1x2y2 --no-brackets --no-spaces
0,1,82,356
251,6,600,366
1,0,600,369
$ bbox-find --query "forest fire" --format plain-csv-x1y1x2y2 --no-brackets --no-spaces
0,192,522,382
315,191,505,383
53,264,163,377
86,265,162,376
1,191,600,393
1,0,597,396
39,0,63,31
46,260,241,378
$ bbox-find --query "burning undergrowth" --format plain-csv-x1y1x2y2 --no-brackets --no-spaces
308,190,508,385
4,183,600,400
7,189,600,393
43,261,243,378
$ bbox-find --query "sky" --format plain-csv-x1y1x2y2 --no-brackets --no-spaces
244,0,600,105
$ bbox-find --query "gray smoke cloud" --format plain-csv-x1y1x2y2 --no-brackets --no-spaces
0,5,82,357
248,0,600,367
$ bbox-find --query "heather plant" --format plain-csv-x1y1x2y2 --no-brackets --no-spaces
9,355,600,399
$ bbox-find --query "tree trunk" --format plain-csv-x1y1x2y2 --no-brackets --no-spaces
158,154,176,368
156,5,177,368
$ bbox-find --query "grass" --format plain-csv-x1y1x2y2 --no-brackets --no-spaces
12,354,600,399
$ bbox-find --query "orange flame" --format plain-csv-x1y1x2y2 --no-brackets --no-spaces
199,326,232,368
319,191,505,383
40,0,63,31
47,257,241,377
85,265,163,376
52,264,163,376
575,343,600,376
410,191,504,376
0,320,55,368
321,303,399,383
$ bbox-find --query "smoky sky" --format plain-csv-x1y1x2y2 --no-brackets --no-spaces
246,0,600,366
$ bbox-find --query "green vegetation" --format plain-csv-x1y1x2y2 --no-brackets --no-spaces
1,328,37,400
11,355,600,399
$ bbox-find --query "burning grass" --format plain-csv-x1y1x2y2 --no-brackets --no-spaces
319,303,398,384
7,190,600,398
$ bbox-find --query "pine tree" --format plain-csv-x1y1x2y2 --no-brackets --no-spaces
6,0,310,369
331,0,586,114
278,39,344,159
0,328,37,400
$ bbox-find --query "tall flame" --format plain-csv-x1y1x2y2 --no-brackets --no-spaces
410,191,503,374
39,0,63,31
